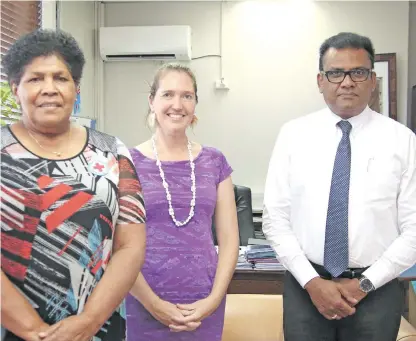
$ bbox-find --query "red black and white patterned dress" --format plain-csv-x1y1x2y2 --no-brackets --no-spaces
0,126,146,341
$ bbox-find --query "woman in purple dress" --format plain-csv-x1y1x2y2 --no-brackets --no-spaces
126,63,239,340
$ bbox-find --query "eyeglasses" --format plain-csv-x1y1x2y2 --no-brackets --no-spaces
322,68,372,84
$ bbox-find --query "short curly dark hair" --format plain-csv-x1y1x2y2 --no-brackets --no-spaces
2,28,85,86
319,32,375,71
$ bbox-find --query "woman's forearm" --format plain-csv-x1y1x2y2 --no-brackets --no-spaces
1,271,48,340
210,238,239,303
81,237,145,328
130,272,161,312
208,177,239,305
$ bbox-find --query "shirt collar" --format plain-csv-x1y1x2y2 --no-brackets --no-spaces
326,106,372,135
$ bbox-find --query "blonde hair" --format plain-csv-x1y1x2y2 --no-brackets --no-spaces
146,63,199,129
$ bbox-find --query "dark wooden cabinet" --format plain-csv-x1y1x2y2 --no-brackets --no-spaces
228,269,285,295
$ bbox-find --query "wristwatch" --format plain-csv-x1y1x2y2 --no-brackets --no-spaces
358,275,375,293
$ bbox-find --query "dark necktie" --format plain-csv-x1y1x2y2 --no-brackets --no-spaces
324,120,352,277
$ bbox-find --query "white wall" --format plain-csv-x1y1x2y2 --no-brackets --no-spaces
59,1,96,120
103,1,410,205
41,0,56,29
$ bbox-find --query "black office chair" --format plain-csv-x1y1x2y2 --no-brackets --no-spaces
212,184,256,246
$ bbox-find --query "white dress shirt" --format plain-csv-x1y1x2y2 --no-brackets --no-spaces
262,106,416,289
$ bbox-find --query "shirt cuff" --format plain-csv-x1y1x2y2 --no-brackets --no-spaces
289,256,320,288
362,261,391,290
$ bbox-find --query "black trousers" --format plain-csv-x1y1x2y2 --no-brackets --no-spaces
283,271,405,341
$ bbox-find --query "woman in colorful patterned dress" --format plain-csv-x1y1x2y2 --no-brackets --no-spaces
126,63,239,340
1,29,146,341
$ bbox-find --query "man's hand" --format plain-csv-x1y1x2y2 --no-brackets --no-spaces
305,277,356,320
335,278,367,306
38,314,100,341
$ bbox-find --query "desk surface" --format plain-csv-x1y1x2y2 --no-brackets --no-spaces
234,269,285,275
234,266,416,281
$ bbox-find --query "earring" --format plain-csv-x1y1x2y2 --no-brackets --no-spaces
147,111,156,128
191,115,198,125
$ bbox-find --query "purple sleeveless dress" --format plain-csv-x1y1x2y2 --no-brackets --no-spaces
126,146,233,341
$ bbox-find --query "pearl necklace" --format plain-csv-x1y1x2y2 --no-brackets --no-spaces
151,135,196,227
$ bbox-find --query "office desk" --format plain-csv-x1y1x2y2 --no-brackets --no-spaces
228,267,416,320
229,266,416,293
228,269,285,294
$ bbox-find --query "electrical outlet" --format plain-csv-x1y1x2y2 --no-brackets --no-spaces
215,78,229,90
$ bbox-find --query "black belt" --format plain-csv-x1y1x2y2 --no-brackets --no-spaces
310,262,368,280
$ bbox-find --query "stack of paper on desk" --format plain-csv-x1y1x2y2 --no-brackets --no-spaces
245,244,285,271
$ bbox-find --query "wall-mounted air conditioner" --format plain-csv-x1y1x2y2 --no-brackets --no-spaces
99,25,192,61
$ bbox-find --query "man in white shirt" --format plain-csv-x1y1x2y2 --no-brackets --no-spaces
263,32,416,341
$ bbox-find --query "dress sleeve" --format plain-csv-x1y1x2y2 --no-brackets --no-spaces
217,149,233,185
115,138,146,225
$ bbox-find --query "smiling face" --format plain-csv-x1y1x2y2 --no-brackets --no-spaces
12,54,77,131
149,70,197,135
317,47,376,119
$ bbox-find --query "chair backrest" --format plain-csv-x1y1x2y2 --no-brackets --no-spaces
397,317,416,340
222,294,284,341
222,296,415,341
212,185,256,246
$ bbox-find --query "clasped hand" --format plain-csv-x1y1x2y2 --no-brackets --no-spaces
33,314,99,341
151,296,219,333
305,277,367,320
29,296,218,340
